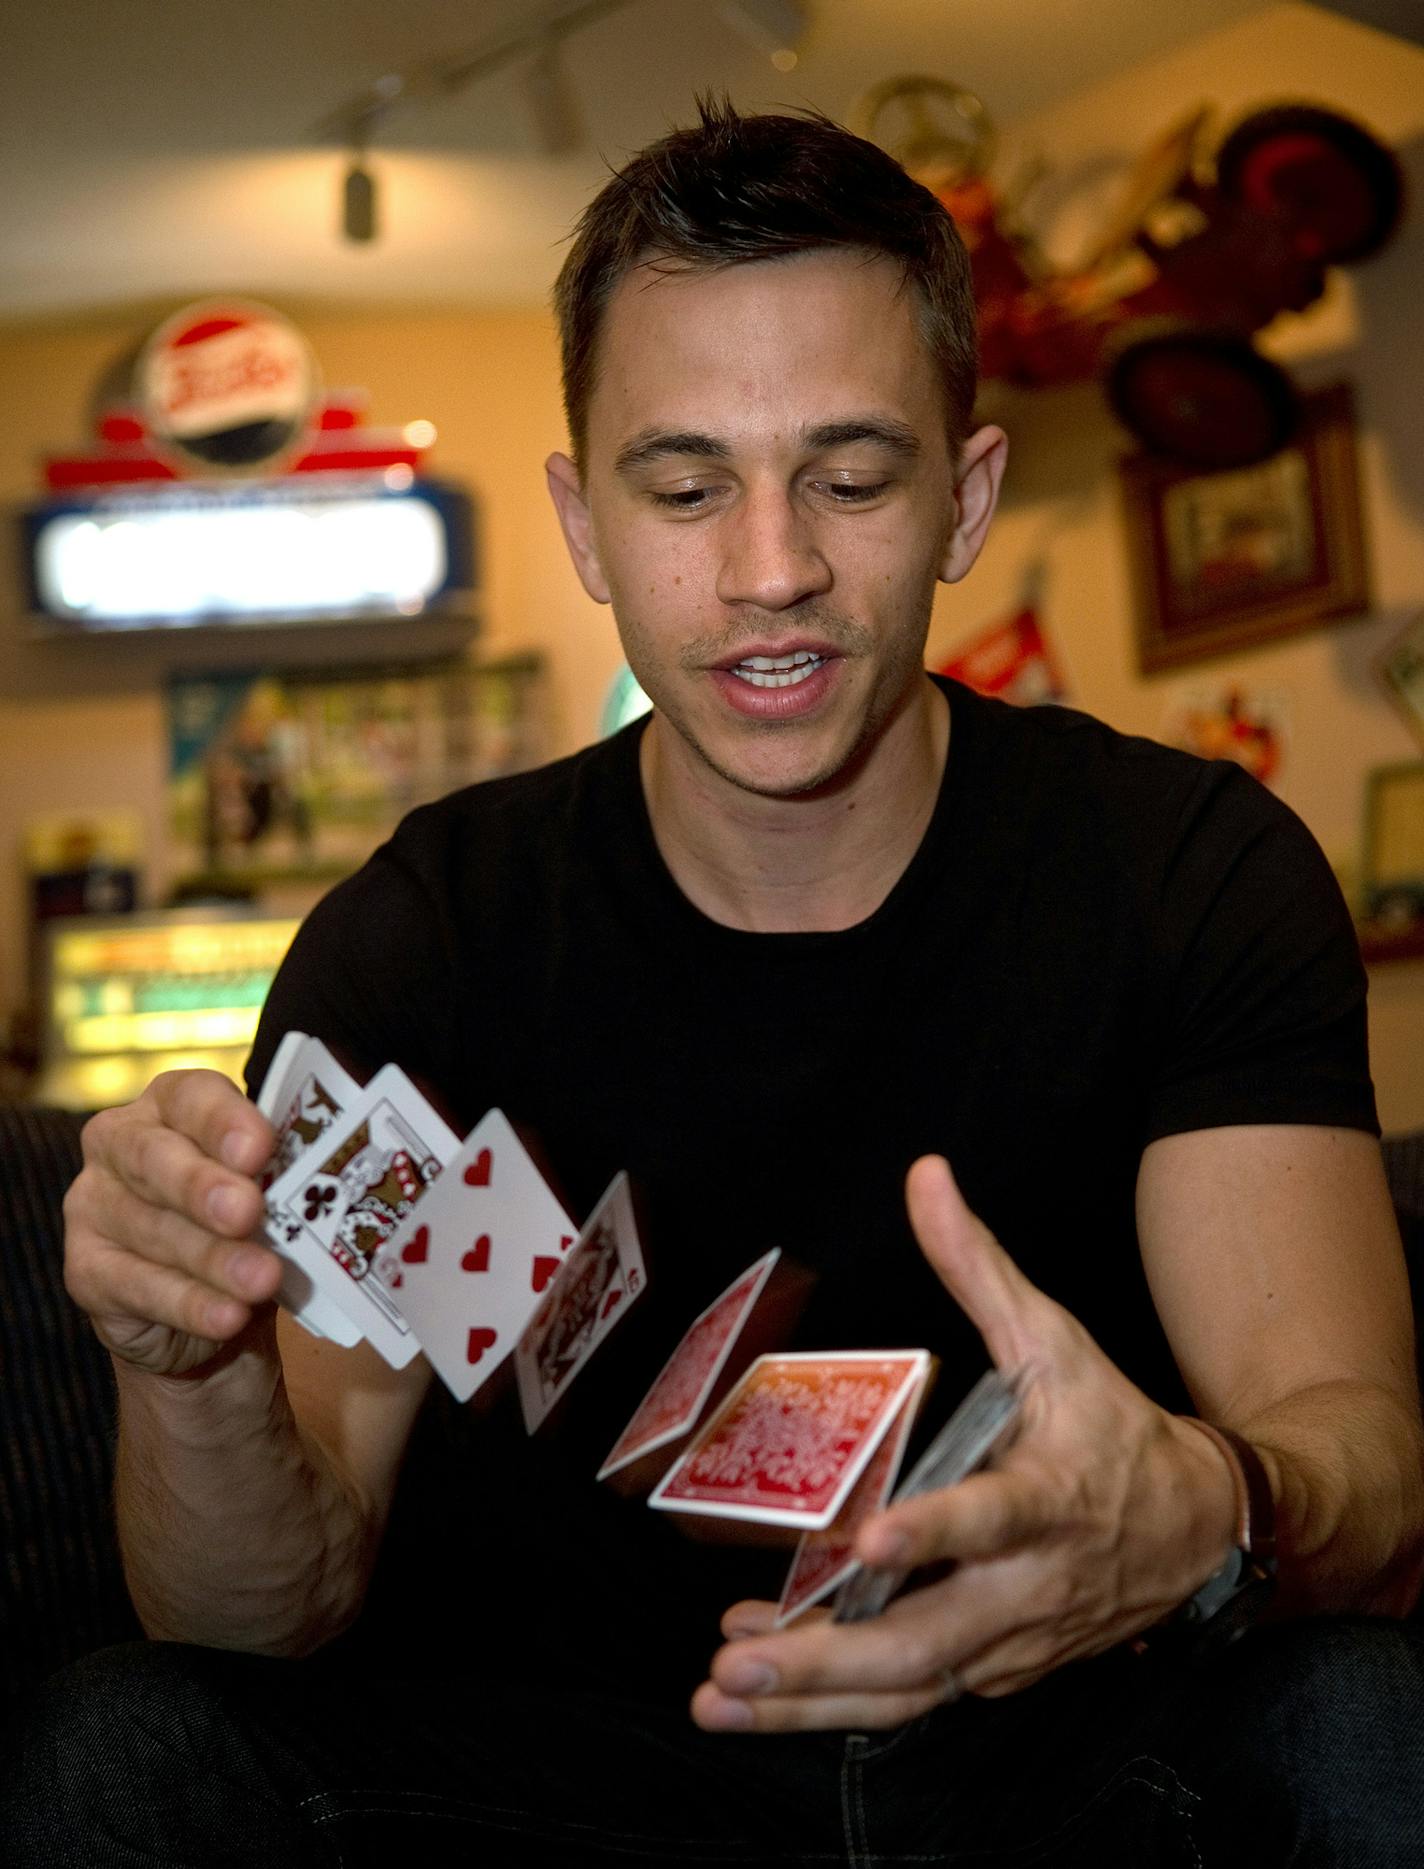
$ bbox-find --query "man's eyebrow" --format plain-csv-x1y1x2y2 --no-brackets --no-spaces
614,431,732,474
802,419,921,458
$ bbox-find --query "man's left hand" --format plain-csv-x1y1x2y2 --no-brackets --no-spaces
691,1154,1239,1733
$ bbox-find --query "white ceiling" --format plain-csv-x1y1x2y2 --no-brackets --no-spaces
7,0,1317,319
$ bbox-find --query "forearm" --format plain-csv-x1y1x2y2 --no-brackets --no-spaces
112,1314,377,1655
1241,1377,1424,1617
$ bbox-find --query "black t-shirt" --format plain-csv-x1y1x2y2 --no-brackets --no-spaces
247,676,1376,1696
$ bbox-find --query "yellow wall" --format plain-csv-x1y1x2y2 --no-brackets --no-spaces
921,2,1424,1128
1,1,1420,1126
0,304,626,1033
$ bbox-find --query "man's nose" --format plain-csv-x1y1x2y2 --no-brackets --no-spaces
714,488,833,612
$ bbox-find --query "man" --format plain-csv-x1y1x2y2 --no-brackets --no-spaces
4,100,1423,1866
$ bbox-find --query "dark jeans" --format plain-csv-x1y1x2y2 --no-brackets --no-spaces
3,1619,1424,1866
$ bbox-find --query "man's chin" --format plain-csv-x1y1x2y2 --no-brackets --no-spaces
685,730,870,804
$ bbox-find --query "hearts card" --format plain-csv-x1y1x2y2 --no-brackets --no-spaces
263,1064,460,1368
514,1171,647,1433
371,1109,578,1403
649,1350,931,1534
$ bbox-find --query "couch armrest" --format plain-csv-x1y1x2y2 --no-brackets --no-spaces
0,1106,139,1726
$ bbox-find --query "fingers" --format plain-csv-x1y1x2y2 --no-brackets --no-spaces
692,1676,946,1733
91,1070,273,1238
65,1069,281,1366
76,1238,266,1345
904,1156,1043,1369
67,1173,282,1322
149,1067,274,1178
857,1468,1051,1570
697,1590,976,1733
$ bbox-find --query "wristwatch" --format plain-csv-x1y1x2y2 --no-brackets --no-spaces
1174,1417,1277,1640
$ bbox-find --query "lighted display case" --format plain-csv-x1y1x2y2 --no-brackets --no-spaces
36,908,300,1110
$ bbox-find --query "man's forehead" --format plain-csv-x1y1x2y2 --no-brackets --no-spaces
605,246,910,321
588,250,938,450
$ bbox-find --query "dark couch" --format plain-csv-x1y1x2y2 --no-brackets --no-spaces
3,1104,1423,1727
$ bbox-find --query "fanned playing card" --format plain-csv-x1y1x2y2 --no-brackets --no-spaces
598,1249,784,1484
514,1171,647,1433
263,1064,459,1367
774,1359,930,1625
648,1350,930,1534
254,1031,364,1345
832,1367,1024,1623
371,1109,578,1403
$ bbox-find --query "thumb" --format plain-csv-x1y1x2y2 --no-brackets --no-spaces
906,1155,1051,1371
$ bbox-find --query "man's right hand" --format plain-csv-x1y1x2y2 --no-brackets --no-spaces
64,1068,285,1376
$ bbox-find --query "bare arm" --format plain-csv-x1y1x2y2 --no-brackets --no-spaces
1138,1123,1424,1616
692,1131,1424,1732
66,1069,430,1656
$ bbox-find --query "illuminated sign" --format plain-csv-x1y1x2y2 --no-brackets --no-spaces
38,910,303,1109
22,474,476,632
138,299,318,473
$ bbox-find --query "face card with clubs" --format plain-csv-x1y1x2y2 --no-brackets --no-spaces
263,1064,459,1367
253,1031,364,1345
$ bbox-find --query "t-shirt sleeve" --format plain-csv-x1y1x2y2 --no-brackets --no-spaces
1141,761,1378,1144
244,828,460,1106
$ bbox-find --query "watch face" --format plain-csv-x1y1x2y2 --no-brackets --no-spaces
1183,1549,1249,1624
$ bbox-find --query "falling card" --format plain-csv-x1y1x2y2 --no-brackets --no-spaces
372,1109,578,1403
832,1367,1024,1623
775,1362,929,1625
598,1249,784,1482
649,1351,930,1533
515,1172,647,1433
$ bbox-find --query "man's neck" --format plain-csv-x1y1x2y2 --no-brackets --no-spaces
638,680,950,934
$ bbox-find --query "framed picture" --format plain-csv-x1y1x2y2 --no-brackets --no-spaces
1378,611,1424,754
1119,383,1370,674
1361,761,1424,927
166,655,548,891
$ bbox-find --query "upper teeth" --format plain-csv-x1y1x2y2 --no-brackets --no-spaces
733,651,824,688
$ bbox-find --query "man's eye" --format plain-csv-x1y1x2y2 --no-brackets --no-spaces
814,480,890,505
648,486,716,511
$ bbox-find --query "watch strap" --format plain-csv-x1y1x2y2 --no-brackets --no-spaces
1180,1416,1276,1568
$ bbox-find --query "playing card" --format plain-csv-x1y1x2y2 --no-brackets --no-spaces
263,1065,459,1367
257,1032,362,1193
514,1171,647,1434
370,1109,578,1403
254,1031,364,1346
832,1367,1024,1623
598,1249,782,1482
775,1360,930,1625
649,1350,931,1533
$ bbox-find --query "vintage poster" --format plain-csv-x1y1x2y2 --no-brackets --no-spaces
167,656,546,890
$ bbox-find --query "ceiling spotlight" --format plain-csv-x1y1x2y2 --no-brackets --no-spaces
523,39,583,156
718,0,806,62
343,158,378,243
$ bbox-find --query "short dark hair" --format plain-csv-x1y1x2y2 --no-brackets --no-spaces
553,96,978,472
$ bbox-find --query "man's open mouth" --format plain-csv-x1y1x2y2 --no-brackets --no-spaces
727,651,827,690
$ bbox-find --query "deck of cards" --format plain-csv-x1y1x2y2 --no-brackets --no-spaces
255,1033,1025,1622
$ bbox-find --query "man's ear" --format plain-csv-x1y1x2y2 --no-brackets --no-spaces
546,452,611,604
938,425,1009,586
